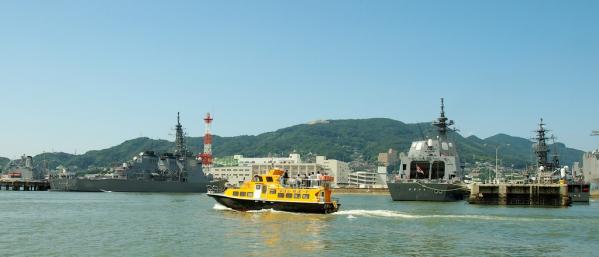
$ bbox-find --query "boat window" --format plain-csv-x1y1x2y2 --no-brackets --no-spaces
262,186,267,194
278,193,284,198
265,176,273,182
240,192,246,197
285,193,293,198
253,176,263,182
255,184,261,190
270,189,276,194
302,194,309,199
294,193,301,199
247,192,253,197
233,191,239,196
402,164,407,171
430,161,445,179
409,161,430,179
442,142,449,150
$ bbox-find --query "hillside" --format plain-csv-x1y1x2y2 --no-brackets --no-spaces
29,118,584,171
0,157,10,171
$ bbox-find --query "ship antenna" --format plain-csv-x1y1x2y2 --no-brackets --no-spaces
432,98,454,139
174,112,186,156
532,118,550,169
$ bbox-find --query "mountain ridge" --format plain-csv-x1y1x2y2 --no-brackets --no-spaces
15,118,583,171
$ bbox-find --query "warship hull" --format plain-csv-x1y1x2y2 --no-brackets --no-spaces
387,181,465,201
50,178,215,193
208,193,340,214
592,181,599,197
568,183,591,203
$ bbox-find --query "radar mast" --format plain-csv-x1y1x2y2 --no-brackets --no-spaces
432,98,454,139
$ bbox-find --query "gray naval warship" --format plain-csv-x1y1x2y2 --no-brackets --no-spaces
530,119,589,203
387,98,466,201
50,113,219,193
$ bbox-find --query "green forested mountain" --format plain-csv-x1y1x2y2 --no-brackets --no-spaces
0,157,10,171
27,118,584,171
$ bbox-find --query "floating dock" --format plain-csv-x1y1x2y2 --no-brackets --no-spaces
0,180,51,191
468,183,570,207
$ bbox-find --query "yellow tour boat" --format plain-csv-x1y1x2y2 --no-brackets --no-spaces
207,169,340,214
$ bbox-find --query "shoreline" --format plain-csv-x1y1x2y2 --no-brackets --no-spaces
332,188,389,195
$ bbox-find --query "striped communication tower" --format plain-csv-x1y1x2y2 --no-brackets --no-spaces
199,113,214,171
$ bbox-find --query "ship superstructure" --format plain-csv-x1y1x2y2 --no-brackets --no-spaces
530,119,589,202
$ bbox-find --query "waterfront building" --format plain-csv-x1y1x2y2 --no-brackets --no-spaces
377,148,398,167
316,156,350,187
234,153,301,166
209,166,252,186
348,167,388,188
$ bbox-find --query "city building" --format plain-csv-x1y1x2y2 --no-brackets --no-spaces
316,156,350,187
347,166,388,188
378,148,398,167
209,153,351,188
234,153,301,166
210,166,252,186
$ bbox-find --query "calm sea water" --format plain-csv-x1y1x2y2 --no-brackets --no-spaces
1,191,598,257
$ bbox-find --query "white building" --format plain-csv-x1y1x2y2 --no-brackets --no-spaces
209,166,252,186
212,153,351,188
252,163,323,177
347,166,388,188
316,156,350,188
234,154,301,167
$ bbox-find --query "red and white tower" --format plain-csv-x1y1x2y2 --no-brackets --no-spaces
199,113,213,171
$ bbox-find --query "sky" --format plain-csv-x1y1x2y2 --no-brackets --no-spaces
1,0,598,158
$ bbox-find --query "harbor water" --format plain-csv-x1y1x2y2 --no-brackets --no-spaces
1,191,598,256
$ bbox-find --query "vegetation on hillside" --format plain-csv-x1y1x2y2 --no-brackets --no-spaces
24,118,583,171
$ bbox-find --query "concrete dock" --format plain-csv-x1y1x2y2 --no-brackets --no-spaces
468,183,570,207
0,180,51,191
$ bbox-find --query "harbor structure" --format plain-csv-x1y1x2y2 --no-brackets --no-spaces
468,119,571,207
198,113,214,171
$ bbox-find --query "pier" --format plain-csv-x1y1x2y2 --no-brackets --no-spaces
0,180,51,191
468,183,570,207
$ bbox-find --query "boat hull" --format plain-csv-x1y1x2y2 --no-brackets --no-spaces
49,178,215,193
387,181,465,201
207,193,340,214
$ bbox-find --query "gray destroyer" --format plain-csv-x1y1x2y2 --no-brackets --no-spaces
50,113,219,192
387,98,466,201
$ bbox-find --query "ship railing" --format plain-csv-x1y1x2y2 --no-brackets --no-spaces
399,178,460,184
207,185,225,194
285,179,325,188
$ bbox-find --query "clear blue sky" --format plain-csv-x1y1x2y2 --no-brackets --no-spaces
1,0,598,158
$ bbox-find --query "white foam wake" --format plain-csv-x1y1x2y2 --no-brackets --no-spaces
333,209,546,221
212,203,233,211
335,209,418,218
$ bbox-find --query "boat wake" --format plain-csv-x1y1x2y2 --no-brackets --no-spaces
333,209,561,221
